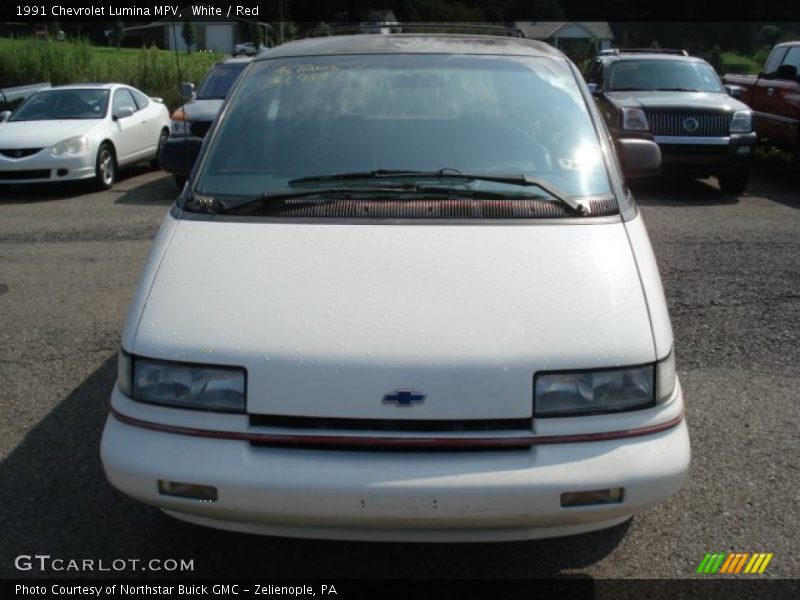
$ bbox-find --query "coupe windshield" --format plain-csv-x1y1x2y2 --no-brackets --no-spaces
608,59,724,92
195,54,612,204
196,64,248,99
11,89,109,121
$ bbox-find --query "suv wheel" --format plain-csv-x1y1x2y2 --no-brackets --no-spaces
718,171,750,194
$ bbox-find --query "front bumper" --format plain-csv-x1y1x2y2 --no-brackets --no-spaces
158,136,203,178
101,389,690,542
0,150,96,183
612,130,757,176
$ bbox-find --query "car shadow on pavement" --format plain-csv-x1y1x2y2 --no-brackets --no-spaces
112,170,177,206
631,176,740,207
748,166,800,210
0,355,627,581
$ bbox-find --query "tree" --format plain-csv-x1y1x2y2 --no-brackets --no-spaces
182,21,196,53
110,19,125,49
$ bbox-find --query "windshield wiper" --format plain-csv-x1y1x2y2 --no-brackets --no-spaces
192,184,511,214
289,169,586,214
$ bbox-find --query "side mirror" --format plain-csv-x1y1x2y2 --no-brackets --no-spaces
617,138,661,179
180,82,196,101
0,111,11,123
724,84,744,99
113,106,134,121
775,64,798,81
586,82,601,97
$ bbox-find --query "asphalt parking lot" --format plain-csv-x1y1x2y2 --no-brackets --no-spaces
0,166,798,580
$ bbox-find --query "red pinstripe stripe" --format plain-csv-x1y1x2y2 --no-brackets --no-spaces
110,407,684,448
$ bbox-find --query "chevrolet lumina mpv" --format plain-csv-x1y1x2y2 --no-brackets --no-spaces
101,33,690,542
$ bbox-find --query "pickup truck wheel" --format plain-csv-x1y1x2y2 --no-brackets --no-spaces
718,171,750,194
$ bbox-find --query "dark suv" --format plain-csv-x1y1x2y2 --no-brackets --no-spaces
159,57,252,187
586,49,757,193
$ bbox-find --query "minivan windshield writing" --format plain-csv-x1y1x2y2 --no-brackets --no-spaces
194,54,612,209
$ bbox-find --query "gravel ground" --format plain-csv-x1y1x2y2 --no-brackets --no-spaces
0,166,798,582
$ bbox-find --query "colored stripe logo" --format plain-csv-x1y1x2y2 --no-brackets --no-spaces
696,552,773,574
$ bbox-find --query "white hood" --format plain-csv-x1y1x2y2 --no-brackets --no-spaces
0,120,98,148
130,218,656,420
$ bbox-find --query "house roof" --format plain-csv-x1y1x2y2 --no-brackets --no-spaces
366,9,399,24
515,22,614,41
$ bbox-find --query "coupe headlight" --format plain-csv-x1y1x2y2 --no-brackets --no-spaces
120,352,246,412
170,119,189,137
621,107,649,132
730,110,752,133
50,135,89,156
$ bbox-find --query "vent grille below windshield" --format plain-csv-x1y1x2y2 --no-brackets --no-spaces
238,195,617,219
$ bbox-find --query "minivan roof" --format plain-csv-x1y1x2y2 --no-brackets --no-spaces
256,34,565,60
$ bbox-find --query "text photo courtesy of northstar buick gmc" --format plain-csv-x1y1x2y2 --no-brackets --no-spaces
101,32,690,542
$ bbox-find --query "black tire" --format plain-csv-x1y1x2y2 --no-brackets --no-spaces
174,175,187,189
95,143,117,190
151,129,169,169
718,171,750,194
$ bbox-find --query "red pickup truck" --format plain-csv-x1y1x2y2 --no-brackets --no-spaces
723,41,800,154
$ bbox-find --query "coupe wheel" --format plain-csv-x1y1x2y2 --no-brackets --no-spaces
151,129,169,169
718,171,750,194
95,144,117,190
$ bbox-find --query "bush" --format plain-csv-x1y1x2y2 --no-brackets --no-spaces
0,38,222,110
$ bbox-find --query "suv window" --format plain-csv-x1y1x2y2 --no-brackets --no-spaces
196,63,248,99
607,59,723,92
113,89,138,115
781,47,800,74
195,54,612,207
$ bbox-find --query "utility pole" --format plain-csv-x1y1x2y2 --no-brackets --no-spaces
279,0,284,45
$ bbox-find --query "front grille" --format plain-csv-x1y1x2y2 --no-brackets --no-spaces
0,148,43,159
250,414,532,432
646,112,732,137
0,169,50,180
189,121,212,138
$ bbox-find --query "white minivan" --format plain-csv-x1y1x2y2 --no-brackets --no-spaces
101,32,690,542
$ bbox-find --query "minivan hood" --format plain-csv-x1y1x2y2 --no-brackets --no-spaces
606,90,748,112
132,218,655,420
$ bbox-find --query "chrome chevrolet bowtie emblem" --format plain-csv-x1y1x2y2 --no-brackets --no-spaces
383,390,426,406
682,117,699,133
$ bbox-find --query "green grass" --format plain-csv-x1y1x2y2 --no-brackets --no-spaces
0,37,224,110
720,51,761,75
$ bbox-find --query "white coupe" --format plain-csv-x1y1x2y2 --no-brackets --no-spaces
0,83,170,189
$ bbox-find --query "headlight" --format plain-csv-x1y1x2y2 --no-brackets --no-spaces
170,119,189,137
126,355,246,412
621,107,649,132
535,365,654,417
729,110,752,133
50,135,89,156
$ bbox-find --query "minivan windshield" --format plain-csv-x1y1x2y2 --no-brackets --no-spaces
607,59,724,92
196,63,248,99
194,54,612,207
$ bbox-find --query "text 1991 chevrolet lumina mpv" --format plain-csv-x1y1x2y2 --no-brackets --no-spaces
101,33,690,542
